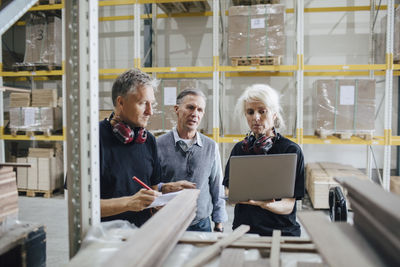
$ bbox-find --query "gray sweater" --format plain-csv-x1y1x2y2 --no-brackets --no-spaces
157,130,227,225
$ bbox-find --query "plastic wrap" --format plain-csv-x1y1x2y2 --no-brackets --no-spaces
377,6,400,63
23,13,62,66
9,107,62,132
314,79,375,136
147,79,209,134
228,4,285,59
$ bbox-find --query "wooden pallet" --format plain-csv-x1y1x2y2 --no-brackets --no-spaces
18,188,58,198
10,129,54,137
157,0,210,14
315,129,373,140
232,0,280,5
231,56,282,66
12,63,61,72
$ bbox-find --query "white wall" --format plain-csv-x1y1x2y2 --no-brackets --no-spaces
98,0,398,170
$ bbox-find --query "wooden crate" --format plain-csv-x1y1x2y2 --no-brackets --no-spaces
9,93,30,108
391,176,400,195
31,89,58,108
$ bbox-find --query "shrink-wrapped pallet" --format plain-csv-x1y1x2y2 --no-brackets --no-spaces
314,79,375,137
376,6,400,63
9,107,62,132
228,4,285,64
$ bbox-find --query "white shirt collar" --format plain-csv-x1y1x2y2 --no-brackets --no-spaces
172,128,202,147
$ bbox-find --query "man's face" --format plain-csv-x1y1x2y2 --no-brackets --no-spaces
117,85,155,128
175,94,206,133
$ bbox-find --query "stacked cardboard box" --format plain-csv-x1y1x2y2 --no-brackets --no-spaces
228,4,285,60
31,89,58,107
306,162,369,209
9,93,31,108
16,148,62,192
24,14,62,65
0,166,18,224
9,107,62,132
376,6,400,63
157,0,210,14
314,79,376,137
147,80,208,133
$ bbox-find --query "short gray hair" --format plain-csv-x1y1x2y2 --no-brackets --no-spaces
235,84,285,129
111,68,158,106
176,89,206,105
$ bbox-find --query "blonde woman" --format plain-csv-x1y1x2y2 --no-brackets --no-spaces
223,84,305,236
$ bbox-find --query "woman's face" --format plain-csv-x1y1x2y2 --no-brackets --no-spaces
245,100,276,137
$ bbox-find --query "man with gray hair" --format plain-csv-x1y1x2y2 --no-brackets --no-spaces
99,68,161,227
157,89,227,232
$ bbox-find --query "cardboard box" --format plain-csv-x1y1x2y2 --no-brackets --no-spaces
9,107,62,132
24,14,62,65
314,79,375,135
31,89,58,107
228,4,285,59
377,6,400,63
391,176,400,195
27,157,38,190
16,157,28,189
9,93,31,108
306,162,369,209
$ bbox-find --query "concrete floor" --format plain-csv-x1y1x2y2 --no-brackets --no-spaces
18,194,313,266
18,195,69,267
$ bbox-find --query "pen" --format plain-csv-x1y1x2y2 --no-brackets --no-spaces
132,176,152,191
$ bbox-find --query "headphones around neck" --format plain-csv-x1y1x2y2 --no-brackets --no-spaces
242,129,277,154
109,112,147,144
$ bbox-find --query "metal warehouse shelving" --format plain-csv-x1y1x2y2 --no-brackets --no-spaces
0,1,67,182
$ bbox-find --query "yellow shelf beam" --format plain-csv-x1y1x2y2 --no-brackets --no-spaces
0,70,64,77
221,65,297,72
29,3,64,11
1,134,65,141
304,64,386,71
99,0,135,7
303,135,385,145
141,66,213,73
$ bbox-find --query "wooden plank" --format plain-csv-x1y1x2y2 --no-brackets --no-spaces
103,189,199,267
219,248,245,267
335,177,400,233
350,199,400,265
183,225,250,267
270,230,281,267
298,211,386,267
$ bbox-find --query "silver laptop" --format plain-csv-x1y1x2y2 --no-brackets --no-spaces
228,153,297,203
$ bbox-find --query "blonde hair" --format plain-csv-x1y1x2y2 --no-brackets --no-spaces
235,84,285,130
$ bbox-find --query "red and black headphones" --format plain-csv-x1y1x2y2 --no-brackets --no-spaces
109,112,147,145
242,128,277,154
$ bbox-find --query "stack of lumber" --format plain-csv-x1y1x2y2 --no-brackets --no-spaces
16,148,62,195
336,177,400,266
306,162,368,209
0,166,18,224
31,89,58,107
9,93,30,108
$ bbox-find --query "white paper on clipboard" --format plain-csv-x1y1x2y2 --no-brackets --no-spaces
146,191,181,209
